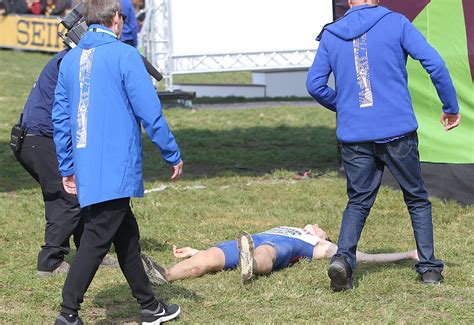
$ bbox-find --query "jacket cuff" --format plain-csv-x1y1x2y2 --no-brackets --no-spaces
166,152,182,166
61,169,74,177
442,105,460,115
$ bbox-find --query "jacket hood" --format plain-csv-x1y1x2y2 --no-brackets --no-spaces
317,5,394,41
77,25,119,49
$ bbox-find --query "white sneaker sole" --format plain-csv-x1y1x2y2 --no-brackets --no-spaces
238,232,254,282
37,262,70,278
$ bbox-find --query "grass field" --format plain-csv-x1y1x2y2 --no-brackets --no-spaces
0,50,473,324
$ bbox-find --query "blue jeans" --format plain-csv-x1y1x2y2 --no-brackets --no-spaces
336,133,443,274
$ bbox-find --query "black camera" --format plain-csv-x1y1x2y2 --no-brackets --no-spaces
58,2,88,49
58,3,163,81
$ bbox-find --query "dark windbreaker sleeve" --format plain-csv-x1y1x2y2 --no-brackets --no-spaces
306,35,337,112
121,48,181,165
400,16,459,114
52,68,75,177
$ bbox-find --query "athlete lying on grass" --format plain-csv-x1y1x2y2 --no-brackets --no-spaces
141,224,419,284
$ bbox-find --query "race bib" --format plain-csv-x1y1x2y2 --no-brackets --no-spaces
261,226,320,246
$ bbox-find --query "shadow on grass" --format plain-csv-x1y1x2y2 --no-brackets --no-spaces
354,260,417,286
354,254,459,287
140,237,172,252
143,125,338,181
0,125,338,192
63,238,170,266
93,283,201,324
343,247,416,287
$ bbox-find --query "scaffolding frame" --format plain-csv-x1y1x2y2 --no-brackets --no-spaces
143,0,317,91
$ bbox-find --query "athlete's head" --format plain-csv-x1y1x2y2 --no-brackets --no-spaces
303,224,329,240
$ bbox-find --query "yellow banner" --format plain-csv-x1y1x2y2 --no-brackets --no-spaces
0,14,65,52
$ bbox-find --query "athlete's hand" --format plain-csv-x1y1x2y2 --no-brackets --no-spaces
410,249,419,261
440,112,461,131
170,160,184,181
172,245,199,259
62,175,77,195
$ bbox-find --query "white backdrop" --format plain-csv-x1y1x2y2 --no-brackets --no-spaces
170,0,333,55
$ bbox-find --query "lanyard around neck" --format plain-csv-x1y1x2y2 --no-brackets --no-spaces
90,27,118,39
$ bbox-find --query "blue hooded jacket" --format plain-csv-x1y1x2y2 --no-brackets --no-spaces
121,0,138,47
53,25,181,207
306,5,459,143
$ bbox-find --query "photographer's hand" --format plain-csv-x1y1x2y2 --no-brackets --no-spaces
171,160,184,181
62,175,77,195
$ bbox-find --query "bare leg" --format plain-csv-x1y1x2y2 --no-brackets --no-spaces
253,245,277,275
166,247,225,282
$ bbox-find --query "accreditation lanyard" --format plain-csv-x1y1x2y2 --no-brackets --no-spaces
89,27,118,39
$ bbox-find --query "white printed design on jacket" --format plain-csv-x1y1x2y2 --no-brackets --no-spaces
353,33,373,108
76,48,95,148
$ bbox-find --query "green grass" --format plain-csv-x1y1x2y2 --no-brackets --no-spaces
0,49,473,324
174,71,252,85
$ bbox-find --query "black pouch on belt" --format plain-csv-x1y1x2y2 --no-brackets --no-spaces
10,113,27,157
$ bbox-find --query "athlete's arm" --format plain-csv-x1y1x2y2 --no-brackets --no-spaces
312,240,338,260
312,241,418,263
355,250,418,263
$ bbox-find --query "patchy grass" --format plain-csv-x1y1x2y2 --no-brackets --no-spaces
0,50,473,324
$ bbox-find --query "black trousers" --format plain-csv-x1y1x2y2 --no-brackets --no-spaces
17,135,84,272
60,198,157,315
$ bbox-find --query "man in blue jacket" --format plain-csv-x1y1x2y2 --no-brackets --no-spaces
52,0,183,324
121,0,138,46
306,0,461,292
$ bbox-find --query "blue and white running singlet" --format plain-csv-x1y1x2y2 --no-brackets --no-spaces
215,226,322,270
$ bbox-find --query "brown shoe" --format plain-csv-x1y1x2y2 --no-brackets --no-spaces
37,261,70,278
100,254,119,267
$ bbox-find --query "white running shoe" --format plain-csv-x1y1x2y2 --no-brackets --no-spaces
238,232,254,282
141,254,169,285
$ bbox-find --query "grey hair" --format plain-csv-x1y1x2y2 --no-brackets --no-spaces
84,0,122,27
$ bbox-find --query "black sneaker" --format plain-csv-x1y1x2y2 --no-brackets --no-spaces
141,254,169,285
421,269,443,284
328,255,353,292
142,302,180,324
54,314,83,325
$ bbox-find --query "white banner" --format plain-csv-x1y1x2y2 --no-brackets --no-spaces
170,0,333,55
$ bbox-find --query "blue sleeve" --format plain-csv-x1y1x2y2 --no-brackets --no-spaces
306,35,337,112
121,48,181,165
127,2,138,47
52,68,75,177
400,16,459,114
